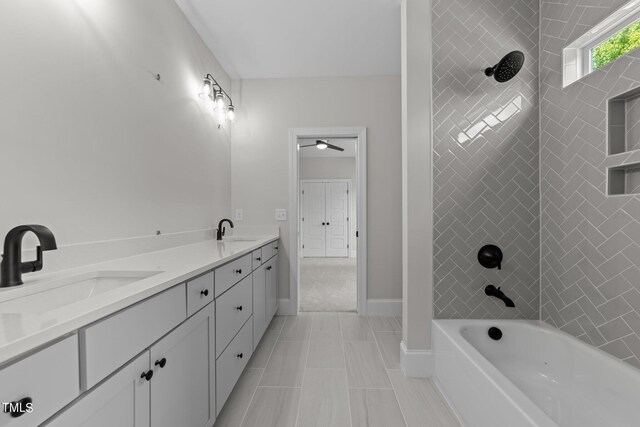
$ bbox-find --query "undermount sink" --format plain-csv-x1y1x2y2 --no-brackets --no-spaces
221,237,259,242
0,270,162,314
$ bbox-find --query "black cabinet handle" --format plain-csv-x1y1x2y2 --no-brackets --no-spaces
200,289,209,297
141,370,154,381
266,266,272,271
256,257,261,261
155,358,167,368
236,353,243,359
275,247,278,250
235,269,242,274
326,223,330,226
322,222,326,225
4,397,32,418
235,305,243,311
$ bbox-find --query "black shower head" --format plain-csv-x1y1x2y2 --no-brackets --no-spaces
485,50,525,83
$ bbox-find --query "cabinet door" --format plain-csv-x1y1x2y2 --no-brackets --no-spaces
266,255,278,320
44,352,150,427
252,266,267,349
150,305,214,427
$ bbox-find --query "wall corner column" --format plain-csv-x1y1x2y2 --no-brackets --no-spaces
401,0,434,377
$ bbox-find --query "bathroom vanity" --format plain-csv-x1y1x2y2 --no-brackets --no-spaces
0,236,279,427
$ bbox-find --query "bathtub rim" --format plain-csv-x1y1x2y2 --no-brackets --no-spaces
433,319,558,426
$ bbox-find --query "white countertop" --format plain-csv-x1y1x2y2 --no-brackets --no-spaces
0,234,279,366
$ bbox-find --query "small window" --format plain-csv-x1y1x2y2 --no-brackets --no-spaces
563,0,640,87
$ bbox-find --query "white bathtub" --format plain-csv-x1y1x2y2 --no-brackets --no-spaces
433,319,640,427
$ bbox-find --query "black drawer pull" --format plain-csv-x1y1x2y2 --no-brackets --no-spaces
141,370,154,381
4,397,32,418
200,289,209,297
236,353,243,359
274,246,278,250
235,269,242,274
266,266,272,271
256,257,261,261
155,358,167,368
235,305,243,311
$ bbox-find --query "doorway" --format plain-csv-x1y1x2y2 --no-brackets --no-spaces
289,127,367,315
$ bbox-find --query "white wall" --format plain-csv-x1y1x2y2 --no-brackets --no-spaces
231,76,402,301
300,157,357,256
0,0,231,253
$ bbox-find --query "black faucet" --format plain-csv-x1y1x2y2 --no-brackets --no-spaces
216,219,234,241
485,284,515,308
0,225,57,288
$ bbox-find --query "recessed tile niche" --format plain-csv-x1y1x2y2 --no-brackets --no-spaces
607,87,640,196
609,87,640,155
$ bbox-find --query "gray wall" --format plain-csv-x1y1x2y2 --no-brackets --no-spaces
541,0,640,367
230,76,402,301
0,0,231,251
432,0,540,319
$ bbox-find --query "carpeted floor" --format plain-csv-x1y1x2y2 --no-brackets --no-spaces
299,257,357,312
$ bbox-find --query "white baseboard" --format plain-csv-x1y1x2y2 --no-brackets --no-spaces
277,299,292,315
366,299,402,316
400,341,434,378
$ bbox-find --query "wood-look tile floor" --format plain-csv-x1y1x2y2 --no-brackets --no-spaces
214,313,461,427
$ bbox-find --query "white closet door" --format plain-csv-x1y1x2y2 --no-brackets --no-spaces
302,182,326,257
325,182,349,257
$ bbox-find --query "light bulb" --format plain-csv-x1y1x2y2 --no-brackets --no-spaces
202,78,213,96
214,92,225,111
226,105,236,122
316,142,328,150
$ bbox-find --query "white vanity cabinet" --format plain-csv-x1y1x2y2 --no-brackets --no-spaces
46,304,215,427
150,305,214,427
43,351,150,427
252,252,279,350
2,237,279,427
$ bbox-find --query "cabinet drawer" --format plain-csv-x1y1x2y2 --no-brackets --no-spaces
215,275,252,357
261,243,274,262
214,254,252,297
186,271,214,317
81,284,186,390
216,318,252,415
0,335,79,427
272,241,279,255
251,249,262,270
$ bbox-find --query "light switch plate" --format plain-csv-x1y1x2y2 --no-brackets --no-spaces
275,209,287,221
235,209,243,221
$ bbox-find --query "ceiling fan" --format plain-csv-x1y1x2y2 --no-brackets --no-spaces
298,140,344,151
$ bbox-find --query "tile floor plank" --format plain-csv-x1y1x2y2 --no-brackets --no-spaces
349,388,407,427
374,331,402,369
297,369,351,427
260,340,308,387
214,368,263,427
279,314,313,341
345,341,391,388
388,370,461,427
241,387,301,427
307,330,345,369
340,313,374,341
368,316,401,332
247,329,279,368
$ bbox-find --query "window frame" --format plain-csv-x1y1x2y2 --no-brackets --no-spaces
563,0,640,87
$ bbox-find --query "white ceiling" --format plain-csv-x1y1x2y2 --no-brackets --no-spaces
298,138,356,158
175,0,401,79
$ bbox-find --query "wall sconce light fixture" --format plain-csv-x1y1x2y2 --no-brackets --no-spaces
200,74,236,122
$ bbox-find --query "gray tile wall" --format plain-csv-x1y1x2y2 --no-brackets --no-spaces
540,0,640,367
432,0,540,319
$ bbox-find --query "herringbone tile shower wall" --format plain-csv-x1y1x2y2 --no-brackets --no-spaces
433,0,540,319
540,0,640,367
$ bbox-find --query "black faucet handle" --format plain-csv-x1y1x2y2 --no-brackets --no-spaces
19,246,44,274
